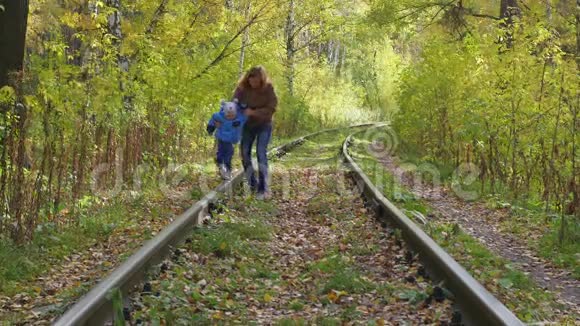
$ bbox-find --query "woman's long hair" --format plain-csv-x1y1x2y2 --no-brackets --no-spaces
237,66,271,90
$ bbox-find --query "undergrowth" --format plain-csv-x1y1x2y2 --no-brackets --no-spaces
349,135,575,323
0,164,213,298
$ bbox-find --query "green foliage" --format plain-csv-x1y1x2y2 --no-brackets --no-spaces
538,216,580,278
289,299,305,311
316,317,342,326
393,5,579,213
397,289,429,305
309,255,374,294
0,86,15,104
0,202,125,296
276,96,318,137
322,267,374,294
380,0,579,283
109,288,125,326
3,0,388,243
277,318,307,326
0,186,175,297
189,221,270,257
347,36,402,118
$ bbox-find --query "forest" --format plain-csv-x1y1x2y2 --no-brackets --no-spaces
0,0,391,244
0,0,578,324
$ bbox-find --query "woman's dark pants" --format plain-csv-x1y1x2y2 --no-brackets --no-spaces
240,124,272,194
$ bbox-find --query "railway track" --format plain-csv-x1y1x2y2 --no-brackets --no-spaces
342,127,523,326
55,125,522,325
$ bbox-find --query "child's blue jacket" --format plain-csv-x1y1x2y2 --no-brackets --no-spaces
207,110,247,144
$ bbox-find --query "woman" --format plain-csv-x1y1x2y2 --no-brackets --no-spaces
233,66,278,199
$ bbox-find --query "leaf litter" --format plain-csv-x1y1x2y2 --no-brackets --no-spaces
365,146,579,322
0,176,213,325
129,131,454,325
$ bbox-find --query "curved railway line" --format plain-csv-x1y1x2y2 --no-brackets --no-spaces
54,125,522,325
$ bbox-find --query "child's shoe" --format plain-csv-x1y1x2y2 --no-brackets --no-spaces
219,165,231,180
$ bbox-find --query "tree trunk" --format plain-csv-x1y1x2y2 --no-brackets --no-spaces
547,72,566,212
0,0,29,87
285,0,296,96
238,1,251,77
500,0,520,48
500,0,519,19
572,94,579,217
576,0,580,70
574,0,580,215
107,0,130,106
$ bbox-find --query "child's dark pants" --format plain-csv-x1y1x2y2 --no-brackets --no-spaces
216,140,234,170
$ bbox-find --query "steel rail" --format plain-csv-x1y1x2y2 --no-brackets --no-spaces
341,127,524,326
55,123,374,326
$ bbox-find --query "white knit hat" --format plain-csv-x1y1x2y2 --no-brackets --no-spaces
223,101,237,116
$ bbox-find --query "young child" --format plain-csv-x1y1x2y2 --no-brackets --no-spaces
207,100,247,180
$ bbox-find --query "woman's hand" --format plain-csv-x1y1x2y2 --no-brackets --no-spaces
243,108,256,117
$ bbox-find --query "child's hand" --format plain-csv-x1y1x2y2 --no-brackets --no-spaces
207,124,216,135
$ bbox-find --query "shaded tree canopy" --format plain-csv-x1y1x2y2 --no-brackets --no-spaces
0,0,29,88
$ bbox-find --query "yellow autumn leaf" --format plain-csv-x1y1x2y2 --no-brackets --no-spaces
327,291,338,303
327,290,348,303
264,293,273,303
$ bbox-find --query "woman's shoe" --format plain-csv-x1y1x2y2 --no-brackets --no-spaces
255,192,271,201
